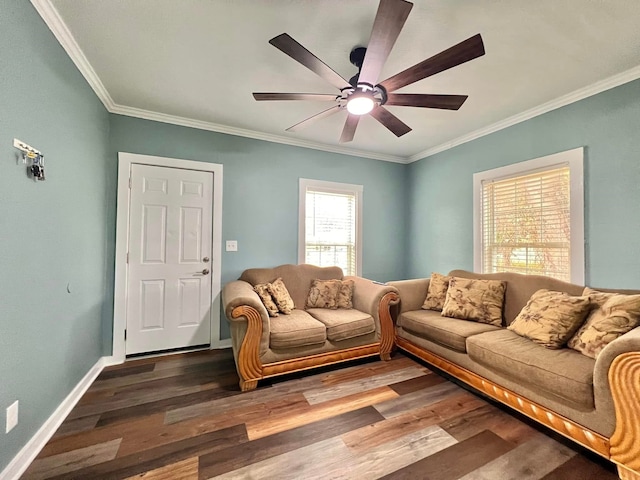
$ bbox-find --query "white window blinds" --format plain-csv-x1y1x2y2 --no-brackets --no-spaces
304,187,358,276
481,165,571,281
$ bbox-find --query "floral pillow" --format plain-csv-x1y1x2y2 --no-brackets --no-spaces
306,279,342,309
254,283,279,317
267,277,295,314
337,279,355,309
422,273,451,311
508,289,591,349
441,277,506,326
567,288,640,359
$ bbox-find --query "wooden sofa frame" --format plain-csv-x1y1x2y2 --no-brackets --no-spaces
231,291,399,392
396,337,640,480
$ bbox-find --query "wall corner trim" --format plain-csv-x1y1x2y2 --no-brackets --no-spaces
0,357,107,480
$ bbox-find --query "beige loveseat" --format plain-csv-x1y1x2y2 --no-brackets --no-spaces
222,264,399,391
389,270,640,480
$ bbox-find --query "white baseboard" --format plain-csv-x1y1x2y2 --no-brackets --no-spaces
0,357,107,480
212,339,232,349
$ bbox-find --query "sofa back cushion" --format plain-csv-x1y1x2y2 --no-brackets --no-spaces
240,264,344,310
448,270,584,326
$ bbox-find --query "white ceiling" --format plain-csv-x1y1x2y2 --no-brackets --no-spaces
36,0,640,163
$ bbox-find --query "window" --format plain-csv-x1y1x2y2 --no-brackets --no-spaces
299,179,363,276
473,148,584,283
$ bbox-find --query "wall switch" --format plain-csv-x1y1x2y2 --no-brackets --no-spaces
6,400,18,433
226,240,238,252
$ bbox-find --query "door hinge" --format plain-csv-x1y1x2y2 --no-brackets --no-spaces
124,329,127,341
126,252,129,264
128,177,131,189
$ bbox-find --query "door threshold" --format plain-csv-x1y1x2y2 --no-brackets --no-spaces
126,344,210,362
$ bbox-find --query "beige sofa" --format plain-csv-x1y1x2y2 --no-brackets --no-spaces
389,270,640,480
222,264,399,392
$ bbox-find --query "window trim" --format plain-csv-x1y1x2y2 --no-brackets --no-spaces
473,147,585,284
298,178,363,277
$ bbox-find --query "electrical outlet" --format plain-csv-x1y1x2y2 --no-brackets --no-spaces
226,240,238,252
6,400,18,433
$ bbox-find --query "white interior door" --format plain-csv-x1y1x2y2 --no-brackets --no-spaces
126,164,213,355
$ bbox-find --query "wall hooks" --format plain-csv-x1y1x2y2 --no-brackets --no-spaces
14,138,46,181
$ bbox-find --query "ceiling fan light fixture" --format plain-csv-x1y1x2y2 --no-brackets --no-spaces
347,94,375,115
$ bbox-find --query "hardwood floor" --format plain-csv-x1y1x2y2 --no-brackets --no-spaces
21,349,618,479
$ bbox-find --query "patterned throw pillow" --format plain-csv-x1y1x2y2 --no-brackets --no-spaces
422,273,451,311
508,289,591,349
337,279,355,309
441,277,506,326
568,288,640,359
254,283,279,317
267,277,295,314
306,279,342,309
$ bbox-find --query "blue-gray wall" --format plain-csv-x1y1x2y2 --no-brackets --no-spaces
106,115,408,343
406,79,640,289
0,1,111,472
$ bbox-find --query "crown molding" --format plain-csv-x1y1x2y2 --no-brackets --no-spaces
30,0,116,111
110,104,407,163
408,64,640,163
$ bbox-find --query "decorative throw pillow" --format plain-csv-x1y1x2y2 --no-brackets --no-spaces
337,279,355,309
306,279,341,309
567,288,640,359
441,277,506,326
267,277,295,314
422,273,451,311
508,289,591,349
254,283,279,317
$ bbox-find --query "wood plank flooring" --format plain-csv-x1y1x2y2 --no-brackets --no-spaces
21,349,619,479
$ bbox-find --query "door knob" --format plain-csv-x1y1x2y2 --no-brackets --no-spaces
201,268,210,275
203,257,210,263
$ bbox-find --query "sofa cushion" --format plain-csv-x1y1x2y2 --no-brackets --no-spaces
398,309,501,353
568,288,640,359
421,272,451,311
269,309,327,349
508,289,591,348
254,283,279,317
306,308,375,342
441,277,506,326
467,329,595,409
267,277,295,314
337,279,355,309
306,279,341,309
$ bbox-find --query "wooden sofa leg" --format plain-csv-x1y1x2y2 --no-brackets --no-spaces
608,352,640,480
240,379,258,392
378,292,399,362
380,352,392,361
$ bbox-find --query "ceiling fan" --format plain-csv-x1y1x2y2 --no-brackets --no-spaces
253,0,485,143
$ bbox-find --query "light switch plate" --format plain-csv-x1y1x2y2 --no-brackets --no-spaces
226,240,238,252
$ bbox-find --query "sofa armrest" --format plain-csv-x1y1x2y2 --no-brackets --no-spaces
222,281,270,390
345,276,399,358
593,326,640,476
387,278,430,314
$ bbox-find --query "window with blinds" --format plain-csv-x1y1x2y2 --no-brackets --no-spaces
299,179,362,276
473,148,584,284
481,166,571,280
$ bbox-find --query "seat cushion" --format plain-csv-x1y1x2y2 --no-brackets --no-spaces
398,309,501,353
269,309,327,349
467,329,595,409
306,308,375,342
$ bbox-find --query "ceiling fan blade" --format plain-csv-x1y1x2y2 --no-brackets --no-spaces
286,105,342,132
358,0,413,86
253,93,338,101
370,106,411,137
269,33,351,90
385,93,468,110
379,34,485,92
340,114,360,143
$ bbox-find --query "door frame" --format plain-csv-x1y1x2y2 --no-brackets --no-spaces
113,152,227,364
